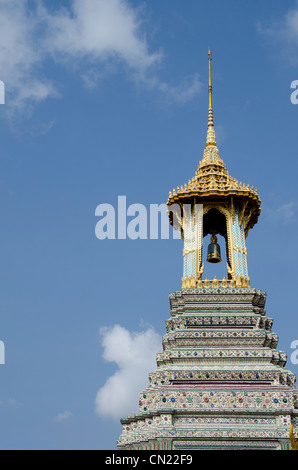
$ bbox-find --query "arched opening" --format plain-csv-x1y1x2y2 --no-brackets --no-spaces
202,208,230,280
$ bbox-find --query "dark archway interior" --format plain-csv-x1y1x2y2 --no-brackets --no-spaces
203,208,227,238
203,208,231,278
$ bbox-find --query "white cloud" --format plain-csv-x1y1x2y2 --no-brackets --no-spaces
7,398,23,407
95,324,161,420
0,398,23,407
266,201,296,222
0,0,57,111
54,411,73,423
275,0,298,46
0,0,201,113
146,73,202,105
257,1,298,62
42,0,161,71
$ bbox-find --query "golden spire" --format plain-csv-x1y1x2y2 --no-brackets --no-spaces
206,49,216,147
208,49,212,109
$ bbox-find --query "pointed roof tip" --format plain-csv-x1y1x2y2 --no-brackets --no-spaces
208,49,213,108
206,48,216,146
167,50,261,232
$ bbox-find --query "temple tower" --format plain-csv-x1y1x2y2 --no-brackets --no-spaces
167,50,260,290
117,52,298,450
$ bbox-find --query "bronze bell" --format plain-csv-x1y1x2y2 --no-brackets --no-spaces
207,233,221,263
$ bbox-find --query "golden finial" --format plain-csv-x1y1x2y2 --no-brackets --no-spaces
208,49,212,109
206,49,216,146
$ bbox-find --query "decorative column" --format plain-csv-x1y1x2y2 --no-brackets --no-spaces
231,205,250,285
182,204,203,288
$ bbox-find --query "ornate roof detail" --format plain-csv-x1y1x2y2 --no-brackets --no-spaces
200,144,224,167
167,50,261,233
168,161,260,206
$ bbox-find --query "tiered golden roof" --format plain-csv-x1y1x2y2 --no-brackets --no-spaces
167,50,261,235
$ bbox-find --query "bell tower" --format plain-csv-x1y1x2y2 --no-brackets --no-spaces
167,50,260,289
117,51,298,451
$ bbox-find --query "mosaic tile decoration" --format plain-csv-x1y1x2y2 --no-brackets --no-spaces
118,288,298,450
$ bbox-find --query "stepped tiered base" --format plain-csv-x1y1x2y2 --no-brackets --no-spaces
117,288,298,450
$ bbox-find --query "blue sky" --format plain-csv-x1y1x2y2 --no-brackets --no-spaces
0,0,298,450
